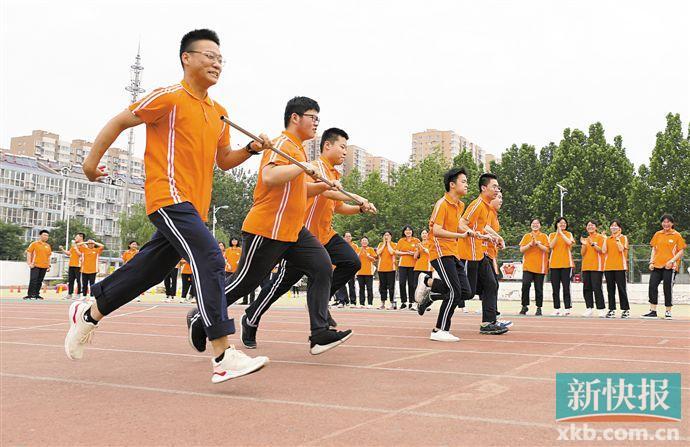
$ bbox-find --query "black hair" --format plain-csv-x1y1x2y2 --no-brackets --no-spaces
128,240,137,246
320,128,349,152
443,167,467,192
479,172,498,192
179,29,220,67
660,213,675,225
382,230,392,236
284,96,320,128
218,240,226,248
401,225,414,237
39,229,49,235
230,237,240,246
76,232,86,239
530,218,541,225
554,216,568,231
586,219,598,227
610,219,623,230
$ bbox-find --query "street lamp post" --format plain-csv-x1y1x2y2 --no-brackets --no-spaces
60,166,73,249
557,183,568,217
212,205,229,238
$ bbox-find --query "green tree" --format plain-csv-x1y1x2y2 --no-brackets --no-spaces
334,170,391,244
49,219,97,251
629,113,690,241
209,167,257,238
0,221,25,260
119,204,156,250
452,149,483,204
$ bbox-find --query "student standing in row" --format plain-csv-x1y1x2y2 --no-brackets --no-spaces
164,260,181,302
78,239,104,297
342,232,359,306
413,229,432,301
24,229,52,300
580,220,606,317
357,237,377,308
548,217,574,316
602,219,630,318
643,214,686,320
395,226,420,311
377,231,397,309
58,232,85,299
519,219,549,316
122,241,139,264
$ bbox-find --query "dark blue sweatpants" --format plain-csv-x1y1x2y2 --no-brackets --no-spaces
91,202,235,340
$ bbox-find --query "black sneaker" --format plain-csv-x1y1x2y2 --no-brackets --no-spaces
519,306,528,315
241,314,257,349
186,308,207,353
400,303,407,310
605,310,616,318
309,329,353,355
535,307,542,316
327,312,338,328
620,310,630,319
36,296,45,300
641,310,657,319
22,295,31,300
417,295,433,316
480,323,509,335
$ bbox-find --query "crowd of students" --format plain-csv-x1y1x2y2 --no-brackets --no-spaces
51,28,687,384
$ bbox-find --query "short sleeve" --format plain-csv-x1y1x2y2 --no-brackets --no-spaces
519,235,530,247
217,105,231,148
26,242,35,254
265,139,297,167
678,234,688,250
432,203,447,227
650,233,658,247
129,87,176,124
97,247,104,254
548,233,556,243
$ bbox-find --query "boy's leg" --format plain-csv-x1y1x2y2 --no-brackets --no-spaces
429,257,463,331
592,271,605,310
282,228,334,334
325,235,361,296
604,270,616,310
477,257,498,323
245,259,304,327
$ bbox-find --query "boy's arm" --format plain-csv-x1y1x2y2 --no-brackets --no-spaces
83,110,142,181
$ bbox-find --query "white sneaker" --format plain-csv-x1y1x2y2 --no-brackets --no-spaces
582,308,593,317
366,304,373,309
337,303,344,308
598,309,606,318
430,330,459,342
64,301,97,360
414,274,431,304
211,346,269,384
551,310,561,316
562,309,571,316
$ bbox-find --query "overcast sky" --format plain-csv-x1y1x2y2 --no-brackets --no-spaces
1,0,688,171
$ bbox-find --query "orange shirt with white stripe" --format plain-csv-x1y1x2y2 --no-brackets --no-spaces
429,193,464,261
519,231,550,274
68,245,82,268
357,246,377,276
650,229,687,270
79,246,103,274
604,234,629,271
180,258,193,275
26,241,52,269
581,233,606,272
414,239,432,272
457,196,492,261
397,237,421,268
242,132,307,242
548,231,574,269
377,242,397,272
122,248,138,264
129,80,230,221
304,155,341,245
485,208,500,260
225,247,241,273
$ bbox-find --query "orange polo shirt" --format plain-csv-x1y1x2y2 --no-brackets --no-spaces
548,231,574,269
604,234,629,271
429,193,464,261
79,246,103,274
129,80,230,221
650,229,687,270
68,245,81,268
225,247,241,273
581,233,606,272
414,239,432,272
242,131,307,242
304,156,341,245
357,246,377,276
485,208,500,260
122,248,138,264
457,195,492,261
397,237,420,268
26,241,52,269
377,242,397,272
180,258,192,275
519,231,550,274
349,241,359,253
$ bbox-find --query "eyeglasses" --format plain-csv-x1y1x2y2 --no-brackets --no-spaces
301,113,320,124
186,50,226,67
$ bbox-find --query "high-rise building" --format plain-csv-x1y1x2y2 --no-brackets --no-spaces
411,128,495,170
343,145,368,176
9,130,145,179
365,155,398,185
304,136,321,162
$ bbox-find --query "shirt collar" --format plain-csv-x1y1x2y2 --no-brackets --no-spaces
318,155,337,172
282,131,304,148
443,192,460,206
180,79,214,106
